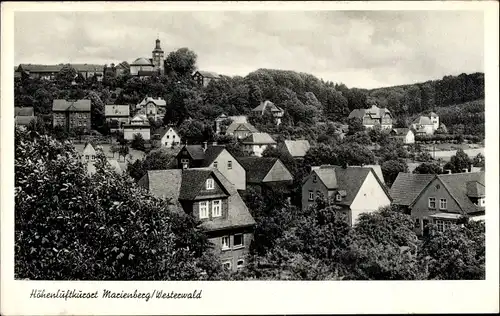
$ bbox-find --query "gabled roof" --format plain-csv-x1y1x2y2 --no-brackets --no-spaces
226,122,259,134
309,165,384,206
131,57,153,66
412,116,433,125
241,132,276,145
252,100,283,113
71,64,104,72
18,64,63,73
283,140,311,157
14,107,34,116
140,168,255,231
105,104,130,117
466,181,485,198
439,172,485,214
194,70,221,79
138,97,166,107
389,173,436,206
237,157,281,183
392,128,410,136
180,145,206,161
153,127,179,139
52,99,91,112
199,146,227,167
348,105,391,120
82,142,97,155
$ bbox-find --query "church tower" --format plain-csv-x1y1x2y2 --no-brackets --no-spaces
152,38,164,74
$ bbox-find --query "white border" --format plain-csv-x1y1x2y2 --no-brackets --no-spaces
2,2,499,315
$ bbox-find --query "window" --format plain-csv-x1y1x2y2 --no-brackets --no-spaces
444,221,451,231
206,178,214,190
436,220,444,232
221,236,230,250
308,191,314,201
227,160,232,170
313,175,317,183
212,200,222,217
213,161,218,169
237,259,244,269
316,191,321,199
428,197,436,209
233,234,244,248
222,261,231,270
439,198,447,210
336,194,342,202
166,135,170,139
414,218,421,229
199,201,208,219
173,135,176,139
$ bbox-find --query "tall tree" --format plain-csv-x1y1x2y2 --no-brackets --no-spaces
165,48,198,78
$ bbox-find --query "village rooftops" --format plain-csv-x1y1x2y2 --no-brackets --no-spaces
52,99,91,112
131,57,153,66
237,157,293,184
178,144,227,166
241,132,276,145
138,96,167,107
194,70,221,79
252,100,284,114
226,122,259,134
17,63,104,73
348,105,391,120
14,107,35,117
139,168,255,231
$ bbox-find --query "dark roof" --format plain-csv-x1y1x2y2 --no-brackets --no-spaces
466,181,485,198
194,70,221,79
348,105,391,119
200,146,226,167
309,165,386,206
18,64,63,73
226,122,259,134
439,172,485,214
14,107,34,116
116,61,130,69
181,145,206,160
140,168,255,231
237,157,279,183
71,64,104,72
389,173,436,206
52,99,91,112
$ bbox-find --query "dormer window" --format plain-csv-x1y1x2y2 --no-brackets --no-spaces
313,175,317,183
206,178,214,190
336,193,342,202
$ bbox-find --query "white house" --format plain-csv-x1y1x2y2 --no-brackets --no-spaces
390,128,415,144
301,165,391,226
123,114,151,140
411,112,439,135
137,97,167,120
152,127,181,148
241,132,277,157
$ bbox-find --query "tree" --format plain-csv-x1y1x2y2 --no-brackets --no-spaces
336,142,376,167
381,160,409,187
131,133,146,151
303,144,338,167
14,128,220,280
418,220,485,280
443,148,471,173
472,153,485,168
165,48,198,78
55,64,77,89
413,162,442,174
118,145,130,162
346,117,365,135
127,149,175,181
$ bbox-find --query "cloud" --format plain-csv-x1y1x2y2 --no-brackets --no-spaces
14,10,484,89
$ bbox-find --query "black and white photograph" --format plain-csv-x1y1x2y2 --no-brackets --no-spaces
2,1,499,315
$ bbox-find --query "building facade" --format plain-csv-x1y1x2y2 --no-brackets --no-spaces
251,100,285,125
348,105,393,129
241,133,277,157
52,99,91,131
123,114,151,140
192,71,221,87
105,104,130,131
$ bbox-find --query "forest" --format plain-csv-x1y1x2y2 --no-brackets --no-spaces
14,47,486,144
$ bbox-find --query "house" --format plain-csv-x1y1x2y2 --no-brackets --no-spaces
241,132,277,157
115,61,130,77
411,112,439,136
176,143,246,190
192,70,221,87
251,100,284,125
280,140,311,158
138,168,256,271
390,171,485,235
226,122,259,139
152,126,181,148
14,107,36,129
136,97,167,120
52,99,91,131
72,64,104,81
17,64,63,80
348,104,393,129
390,128,415,144
301,165,391,226
215,114,248,134
129,39,166,76
105,104,130,131
237,157,293,187
123,114,150,140
81,142,98,163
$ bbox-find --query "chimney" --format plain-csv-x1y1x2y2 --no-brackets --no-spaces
203,141,208,151
469,163,474,172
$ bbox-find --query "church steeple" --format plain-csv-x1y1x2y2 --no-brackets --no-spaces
152,37,165,74
154,38,162,51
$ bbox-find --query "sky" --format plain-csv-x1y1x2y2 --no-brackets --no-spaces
14,10,484,89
